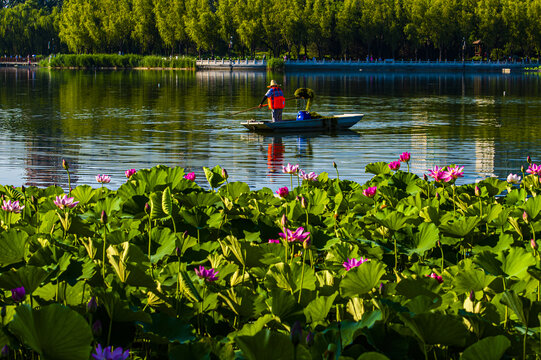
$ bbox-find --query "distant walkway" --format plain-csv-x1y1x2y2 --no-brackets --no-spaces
196,58,537,72
0,57,39,67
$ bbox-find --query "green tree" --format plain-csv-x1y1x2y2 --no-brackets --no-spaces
234,0,261,56
336,0,361,57
475,0,506,57
184,0,220,57
307,0,338,58
132,0,160,54
154,0,188,54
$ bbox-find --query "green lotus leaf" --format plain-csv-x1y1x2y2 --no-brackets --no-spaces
265,262,316,294
500,290,529,325
373,210,410,231
339,310,382,347
162,187,173,216
408,222,439,256
357,352,391,360
220,181,250,199
452,269,495,294
498,247,536,279
0,265,48,294
164,166,187,190
304,292,338,325
266,288,299,320
340,261,386,298
69,185,95,207
178,192,221,208
204,165,226,189
395,277,441,301
231,314,275,338
168,341,211,360
235,329,294,360
365,162,391,176
180,207,210,229
474,251,504,276
106,242,154,288
439,216,480,237
477,177,507,197
136,167,168,192
99,289,152,323
460,335,511,360
9,304,92,360
388,171,420,193
523,195,541,219
0,229,28,266
398,312,469,346
140,312,195,344
150,227,177,263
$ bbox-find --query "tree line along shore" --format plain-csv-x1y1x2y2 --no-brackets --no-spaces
1,0,541,62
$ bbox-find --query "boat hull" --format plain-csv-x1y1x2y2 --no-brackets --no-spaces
241,114,363,132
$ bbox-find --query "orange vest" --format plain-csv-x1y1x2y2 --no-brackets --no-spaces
267,87,285,109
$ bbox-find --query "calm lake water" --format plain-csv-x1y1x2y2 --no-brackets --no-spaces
1,67,540,191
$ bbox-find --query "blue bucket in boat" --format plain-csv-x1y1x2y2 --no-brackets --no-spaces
296,111,311,121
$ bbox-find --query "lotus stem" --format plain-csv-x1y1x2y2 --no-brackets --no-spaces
439,242,444,272
298,251,307,303
107,308,113,345
67,170,72,196
394,235,398,271
452,184,456,217
290,174,293,190
102,227,107,279
523,324,528,360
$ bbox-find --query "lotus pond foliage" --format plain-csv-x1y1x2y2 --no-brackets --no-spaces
0,155,540,359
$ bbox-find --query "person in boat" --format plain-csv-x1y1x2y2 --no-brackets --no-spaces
258,80,285,122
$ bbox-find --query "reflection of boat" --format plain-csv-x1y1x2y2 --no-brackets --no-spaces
241,113,364,132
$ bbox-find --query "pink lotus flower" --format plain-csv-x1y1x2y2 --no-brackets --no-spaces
526,163,541,176
2,200,24,213
506,173,521,184
125,169,136,179
442,165,464,182
299,170,318,181
195,266,219,282
11,287,25,302
282,163,299,174
343,257,368,271
427,166,446,182
96,174,111,184
427,272,443,283
268,239,280,244
399,152,411,163
279,227,310,243
531,238,538,250
363,186,377,198
388,161,401,171
54,195,79,209
276,187,289,197
184,172,196,181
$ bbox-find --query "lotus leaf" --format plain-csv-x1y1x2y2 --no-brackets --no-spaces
340,261,386,298
9,304,93,360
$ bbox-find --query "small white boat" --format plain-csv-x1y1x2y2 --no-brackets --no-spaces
241,113,364,132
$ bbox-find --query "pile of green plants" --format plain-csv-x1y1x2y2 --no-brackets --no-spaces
41,54,196,69
0,156,540,359
266,58,285,71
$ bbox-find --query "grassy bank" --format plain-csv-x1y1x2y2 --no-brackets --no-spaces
40,54,196,69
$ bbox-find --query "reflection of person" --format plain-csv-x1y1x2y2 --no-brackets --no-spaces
297,136,312,156
267,137,285,177
258,80,285,122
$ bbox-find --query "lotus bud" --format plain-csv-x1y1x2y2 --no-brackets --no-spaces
92,320,103,337
435,192,440,200
11,287,25,302
62,159,69,170
332,161,337,169
21,185,25,194
183,230,188,239
221,168,228,179
144,203,150,214
521,165,525,173
423,173,428,181
300,196,307,209
281,214,287,228
474,185,480,197
175,246,181,256
87,296,98,313
469,290,475,301
290,321,302,346
531,238,538,250
305,331,314,347
523,211,528,223
527,156,532,164
100,210,107,224
379,282,385,295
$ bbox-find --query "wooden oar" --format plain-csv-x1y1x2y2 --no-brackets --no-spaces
230,96,298,116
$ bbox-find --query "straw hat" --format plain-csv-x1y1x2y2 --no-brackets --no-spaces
267,79,279,87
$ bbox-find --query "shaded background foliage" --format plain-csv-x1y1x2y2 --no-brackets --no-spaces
2,0,541,59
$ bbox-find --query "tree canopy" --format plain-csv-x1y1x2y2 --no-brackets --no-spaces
2,0,541,59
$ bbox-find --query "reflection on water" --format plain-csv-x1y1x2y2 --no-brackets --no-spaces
0,67,540,190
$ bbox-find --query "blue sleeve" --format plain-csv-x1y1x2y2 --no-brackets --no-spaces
265,88,273,97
